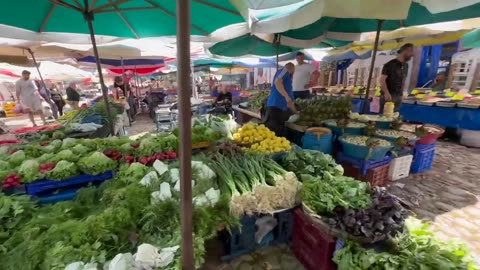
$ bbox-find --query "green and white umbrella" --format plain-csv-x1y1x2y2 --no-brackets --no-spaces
232,0,480,47
462,28,480,48
0,0,243,38
233,0,480,112
0,0,244,134
208,34,350,57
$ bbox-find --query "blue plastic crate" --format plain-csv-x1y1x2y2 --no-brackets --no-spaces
25,171,114,196
338,136,392,161
272,208,295,244
302,131,333,154
36,190,77,204
337,152,392,175
222,216,257,261
411,144,435,173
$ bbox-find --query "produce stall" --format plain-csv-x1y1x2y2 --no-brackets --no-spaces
0,106,476,270
399,103,480,130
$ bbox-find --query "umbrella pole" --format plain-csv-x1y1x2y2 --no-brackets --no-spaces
176,0,194,269
27,49,48,91
83,5,115,136
363,20,384,113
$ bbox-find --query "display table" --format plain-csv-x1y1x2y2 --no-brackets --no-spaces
233,106,261,124
399,104,480,130
352,98,480,130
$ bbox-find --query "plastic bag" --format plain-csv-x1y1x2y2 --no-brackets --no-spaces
13,104,23,114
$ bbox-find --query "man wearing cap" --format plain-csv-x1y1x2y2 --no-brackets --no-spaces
380,43,414,111
292,52,316,99
15,70,47,126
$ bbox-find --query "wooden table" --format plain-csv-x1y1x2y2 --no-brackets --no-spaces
233,106,261,124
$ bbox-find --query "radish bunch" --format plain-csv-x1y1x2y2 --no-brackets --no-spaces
138,151,177,166
104,150,123,161
40,163,55,174
2,173,21,190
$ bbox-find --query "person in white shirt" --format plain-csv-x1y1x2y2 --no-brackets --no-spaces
292,52,315,99
15,70,46,126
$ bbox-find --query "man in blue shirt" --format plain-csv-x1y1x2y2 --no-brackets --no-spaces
264,62,296,136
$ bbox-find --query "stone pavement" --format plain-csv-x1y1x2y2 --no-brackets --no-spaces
387,141,480,263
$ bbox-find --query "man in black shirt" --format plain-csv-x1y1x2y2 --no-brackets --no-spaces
380,43,414,111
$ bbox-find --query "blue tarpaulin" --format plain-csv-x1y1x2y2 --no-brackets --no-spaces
399,104,480,130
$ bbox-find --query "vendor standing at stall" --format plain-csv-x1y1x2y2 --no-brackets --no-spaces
264,62,296,136
66,81,80,110
292,52,315,99
380,43,414,111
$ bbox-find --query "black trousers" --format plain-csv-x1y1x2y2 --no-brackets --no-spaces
380,95,403,113
264,107,291,137
293,90,310,99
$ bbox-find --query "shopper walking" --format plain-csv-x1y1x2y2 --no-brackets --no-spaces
37,81,59,119
66,81,80,110
50,83,65,116
113,76,136,123
15,70,47,127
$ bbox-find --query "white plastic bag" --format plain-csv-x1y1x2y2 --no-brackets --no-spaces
153,160,169,176
140,171,159,186
151,182,172,203
135,244,159,267
107,253,134,270
169,168,180,183
255,216,278,244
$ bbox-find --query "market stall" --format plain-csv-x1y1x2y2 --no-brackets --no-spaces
0,111,475,269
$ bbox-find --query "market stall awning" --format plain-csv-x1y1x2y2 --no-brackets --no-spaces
230,0,480,48
0,0,244,38
462,28,480,48
78,56,166,68
208,34,349,57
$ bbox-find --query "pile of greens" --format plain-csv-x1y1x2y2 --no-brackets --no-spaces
0,161,238,270
248,90,270,111
325,189,408,243
301,174,371,215
280,150,344,179
334,217,477,270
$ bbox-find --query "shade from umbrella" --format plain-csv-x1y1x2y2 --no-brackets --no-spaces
208,34,349,57
0,0,243,38
232,0,480,48
462,28,480,48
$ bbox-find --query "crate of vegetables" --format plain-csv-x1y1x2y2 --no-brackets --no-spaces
25,171,114,196
338,135,392,161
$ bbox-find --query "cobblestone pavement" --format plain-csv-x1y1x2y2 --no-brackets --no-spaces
388,141,480,263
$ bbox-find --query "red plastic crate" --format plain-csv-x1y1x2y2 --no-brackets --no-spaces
342,162,390,187
292,209,336,270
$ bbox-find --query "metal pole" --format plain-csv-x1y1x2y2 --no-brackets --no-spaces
27,49,48,90
363,20,384,113
83,1,115,136
176,0,194,269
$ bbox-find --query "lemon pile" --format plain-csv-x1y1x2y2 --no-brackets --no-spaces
233,122,292,153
